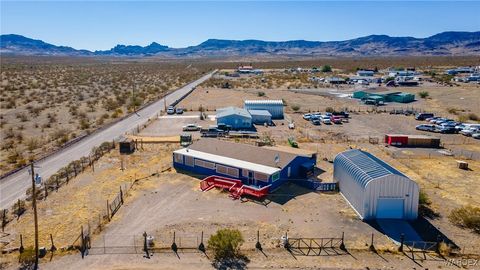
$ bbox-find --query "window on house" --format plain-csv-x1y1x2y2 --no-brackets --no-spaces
254,172,269,182
217,165,239,178
272,172,280,182
185,156,194,167
174,153,183,164
194,159,216,169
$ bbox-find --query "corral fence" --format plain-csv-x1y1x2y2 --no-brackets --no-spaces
81,231,351,258
285,234,348,256
401,240,445,263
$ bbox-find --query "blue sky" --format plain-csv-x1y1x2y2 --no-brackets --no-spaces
1,1,479,51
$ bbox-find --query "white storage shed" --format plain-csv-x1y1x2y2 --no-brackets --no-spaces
334,149,419,220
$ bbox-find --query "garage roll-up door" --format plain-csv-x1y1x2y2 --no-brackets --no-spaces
376,198,404,219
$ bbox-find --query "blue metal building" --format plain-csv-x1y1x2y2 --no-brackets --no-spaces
216,107,252,129
173,139,317,191
244,100,284,119
334,149,419,220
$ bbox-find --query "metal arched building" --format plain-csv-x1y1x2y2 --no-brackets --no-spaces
334,149,419,220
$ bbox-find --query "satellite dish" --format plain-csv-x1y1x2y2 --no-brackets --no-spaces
274,154,280,166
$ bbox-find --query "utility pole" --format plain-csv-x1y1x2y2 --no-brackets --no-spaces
132,77,136,113
30,163,39,270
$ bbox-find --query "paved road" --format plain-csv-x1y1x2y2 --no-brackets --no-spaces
0,70,216,209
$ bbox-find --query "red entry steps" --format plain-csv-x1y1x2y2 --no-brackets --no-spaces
200,175,270,200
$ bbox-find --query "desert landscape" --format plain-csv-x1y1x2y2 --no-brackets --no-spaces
1,54,480,270
0,57,211,174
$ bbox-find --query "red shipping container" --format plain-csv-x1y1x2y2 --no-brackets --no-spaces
385,135,408,146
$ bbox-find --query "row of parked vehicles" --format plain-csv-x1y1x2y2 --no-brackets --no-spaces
167,106,184,115
415,113,480,138
182,123,232,137
303,111,350,125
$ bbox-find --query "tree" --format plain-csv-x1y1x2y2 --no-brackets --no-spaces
321,65,332,72
207,228,244,260
419,91,429,99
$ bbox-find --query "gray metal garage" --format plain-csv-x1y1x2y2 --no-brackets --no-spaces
333,149,419,220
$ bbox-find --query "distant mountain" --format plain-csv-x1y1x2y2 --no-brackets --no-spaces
1,31,479,57
95,42,170,56
0,34,91,56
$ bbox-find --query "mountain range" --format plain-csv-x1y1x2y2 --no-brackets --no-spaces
1,32,479,57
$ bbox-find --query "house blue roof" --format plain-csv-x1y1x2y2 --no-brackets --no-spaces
216,107,252,119
334,149,407,188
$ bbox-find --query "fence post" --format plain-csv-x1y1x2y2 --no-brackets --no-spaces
171,231,178,253
399,233,404,252
50,234,57,252
369,233,376,252
198,231,205,253
255,230,262,251
80,226,85,259
340,232,346,251
143,232,150,259
1,209,6,232
19,234,24,254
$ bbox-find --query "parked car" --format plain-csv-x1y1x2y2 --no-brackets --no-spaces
415,113,434,121
416,124,436,132
435,126,456,134
321,115,332,124
460,127,479,136
332,111,350,118
426,116,441,122
166,106,175,115
303,113,312,120
311,118,321,125
182,124,202,131
472,133,480,139
330,115,343,124
455,123,469,132
429,117,445,123
217,123,232,131
175,108,184,114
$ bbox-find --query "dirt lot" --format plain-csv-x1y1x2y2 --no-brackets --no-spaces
139,112,216,138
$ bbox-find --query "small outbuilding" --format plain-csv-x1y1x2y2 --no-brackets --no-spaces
334,149,419,220
244,100,284,119
216,107,252,130
249,110,272,125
